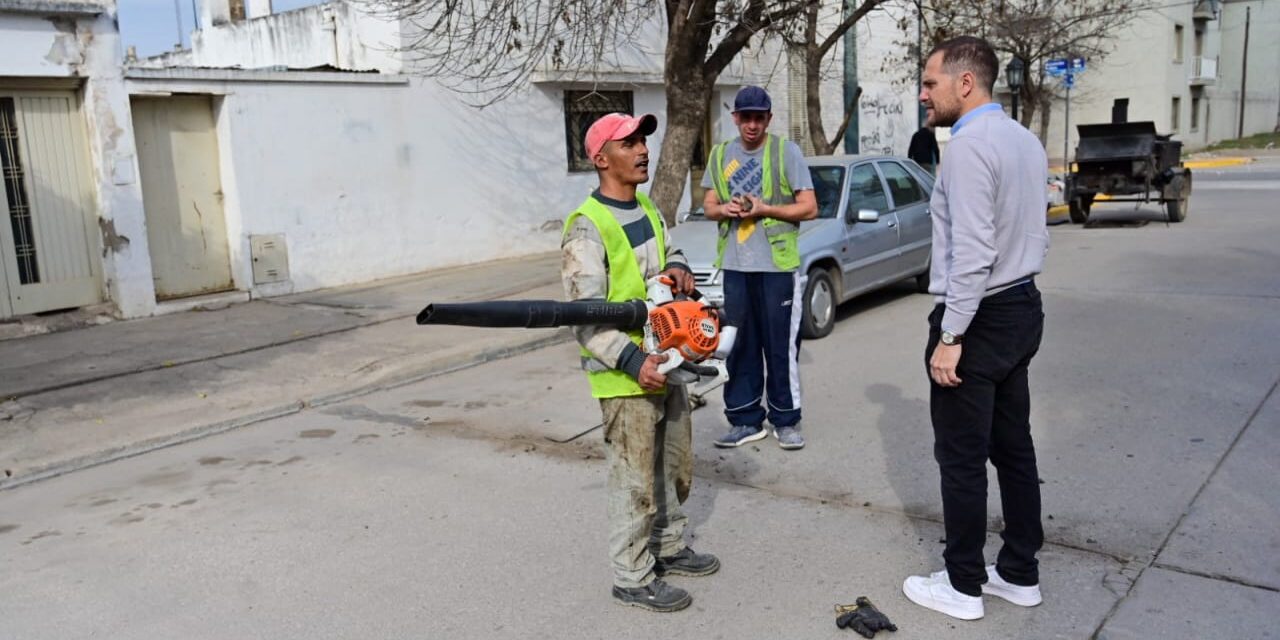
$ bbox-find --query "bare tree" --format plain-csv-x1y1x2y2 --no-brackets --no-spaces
882,0,1149,144
791,0,889,155
367,0,817,223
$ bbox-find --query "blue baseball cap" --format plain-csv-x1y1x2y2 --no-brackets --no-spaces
733,86,772,113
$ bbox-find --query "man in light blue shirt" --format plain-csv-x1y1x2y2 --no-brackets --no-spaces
902,36,1050,622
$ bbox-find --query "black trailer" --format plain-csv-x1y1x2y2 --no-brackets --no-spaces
1064,121,1192,224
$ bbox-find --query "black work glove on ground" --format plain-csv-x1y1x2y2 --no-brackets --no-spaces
835,597,898,638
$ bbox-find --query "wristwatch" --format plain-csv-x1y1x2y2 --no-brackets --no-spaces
940,330,964,346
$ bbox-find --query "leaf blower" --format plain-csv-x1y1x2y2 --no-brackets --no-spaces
417,276,736,388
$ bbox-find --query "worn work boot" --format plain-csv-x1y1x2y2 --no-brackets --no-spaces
902,570,984,620
982,565,1042,607
654,547,721,577
611,579,692,612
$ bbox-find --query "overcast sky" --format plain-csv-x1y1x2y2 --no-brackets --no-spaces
117,0,325,57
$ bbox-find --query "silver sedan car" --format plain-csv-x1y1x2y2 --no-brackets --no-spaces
672,155,935,339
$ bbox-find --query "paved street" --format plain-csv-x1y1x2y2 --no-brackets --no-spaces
2,158,1278,639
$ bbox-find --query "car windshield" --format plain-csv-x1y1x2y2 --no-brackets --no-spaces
684,165,845,220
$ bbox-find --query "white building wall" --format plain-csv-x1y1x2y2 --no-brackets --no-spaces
1033,1,1278,164
1210,1,1280,143
0,8,156,318
125,70,673,293
188,3,403,72
121,0,924,300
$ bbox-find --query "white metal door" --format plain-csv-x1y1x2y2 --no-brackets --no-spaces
132,95,233,300
0,92,103,318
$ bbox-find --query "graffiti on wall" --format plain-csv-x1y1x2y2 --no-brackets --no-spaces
858,89,910,156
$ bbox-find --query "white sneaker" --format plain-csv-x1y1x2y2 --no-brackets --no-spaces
982,565,1042,607
902,570,984,620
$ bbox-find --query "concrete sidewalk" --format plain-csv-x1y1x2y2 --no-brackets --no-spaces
0,252,567,488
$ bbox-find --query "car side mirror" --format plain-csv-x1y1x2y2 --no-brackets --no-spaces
856,209,880,223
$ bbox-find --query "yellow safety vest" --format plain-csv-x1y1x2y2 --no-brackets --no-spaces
709,133,800,271
562,193,667,398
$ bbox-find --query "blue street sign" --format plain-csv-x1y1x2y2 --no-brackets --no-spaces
1046,59,1068,76
1070,57,1086,72
1063,72,1075,89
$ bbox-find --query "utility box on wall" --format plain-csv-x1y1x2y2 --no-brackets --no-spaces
250,234,290,284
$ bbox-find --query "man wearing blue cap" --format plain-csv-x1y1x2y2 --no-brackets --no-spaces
701,86,818,450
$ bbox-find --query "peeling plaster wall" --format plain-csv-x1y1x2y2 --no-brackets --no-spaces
188,4,401,73
121,1,920,298
0,10,155,318
126,75,666,294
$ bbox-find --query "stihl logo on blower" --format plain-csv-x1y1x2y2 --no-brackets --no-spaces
416,275,735,388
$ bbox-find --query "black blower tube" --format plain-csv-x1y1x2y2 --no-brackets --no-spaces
417,299,648,330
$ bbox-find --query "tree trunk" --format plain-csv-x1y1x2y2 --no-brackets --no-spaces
650,70,710,226
1037,96,1052,149
1019,85,1035,128
803,4,835,155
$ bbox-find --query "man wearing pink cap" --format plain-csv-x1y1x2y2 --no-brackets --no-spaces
562,112,719,612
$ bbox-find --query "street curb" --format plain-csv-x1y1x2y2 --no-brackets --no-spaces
1,277,560,401
1183,157,1253,169
0,331,571,491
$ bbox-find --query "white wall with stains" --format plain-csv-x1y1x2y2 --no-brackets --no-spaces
0,7,156,319
125,69,673,295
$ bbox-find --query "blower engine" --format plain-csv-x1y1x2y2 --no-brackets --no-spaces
417,276,736,386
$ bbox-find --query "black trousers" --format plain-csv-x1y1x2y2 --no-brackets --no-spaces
926,282,1044,596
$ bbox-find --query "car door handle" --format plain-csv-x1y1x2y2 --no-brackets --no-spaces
887,221,898,228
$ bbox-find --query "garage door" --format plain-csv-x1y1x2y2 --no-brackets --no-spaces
0,91,102,318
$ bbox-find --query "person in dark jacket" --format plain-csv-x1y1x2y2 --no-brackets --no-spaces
908,126,940,173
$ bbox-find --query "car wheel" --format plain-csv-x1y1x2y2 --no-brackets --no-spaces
801,268,836,340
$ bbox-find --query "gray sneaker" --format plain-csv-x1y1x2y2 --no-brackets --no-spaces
612,579,692,612
774,426,805,450
714,424,768,448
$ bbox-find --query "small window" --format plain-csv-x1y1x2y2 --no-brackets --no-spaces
878,161,925,208
1191,96,1201,131
1172,96,1181,131
847,164,889,216
808,166,845,219
1173,24,1184,63
563,90,634,173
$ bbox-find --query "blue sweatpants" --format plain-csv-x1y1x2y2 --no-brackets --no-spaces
721,270,804,429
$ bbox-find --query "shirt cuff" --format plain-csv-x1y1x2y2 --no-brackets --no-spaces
616,343,647,380
941,307,975,336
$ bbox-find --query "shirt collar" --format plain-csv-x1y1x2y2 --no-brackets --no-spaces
950,102,1004,133
591,189,638,210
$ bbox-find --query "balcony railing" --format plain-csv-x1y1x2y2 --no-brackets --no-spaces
1190,56,1217,85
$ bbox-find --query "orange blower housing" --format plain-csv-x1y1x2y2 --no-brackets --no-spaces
647,300,721,362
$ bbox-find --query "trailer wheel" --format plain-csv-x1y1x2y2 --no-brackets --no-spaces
1165,197,1188,222
1068,196,1092,224
1165,176,1188,222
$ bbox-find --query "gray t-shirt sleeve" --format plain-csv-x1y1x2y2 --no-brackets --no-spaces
783,141,814,192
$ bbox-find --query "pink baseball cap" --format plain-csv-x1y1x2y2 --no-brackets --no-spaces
585,112,658,159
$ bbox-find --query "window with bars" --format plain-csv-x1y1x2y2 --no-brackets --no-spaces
0,97,38,285
564,90,634,173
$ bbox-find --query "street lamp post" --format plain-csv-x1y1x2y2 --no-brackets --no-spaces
1005,56,1025,123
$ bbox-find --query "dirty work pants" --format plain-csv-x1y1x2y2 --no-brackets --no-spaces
600,386,693,588
722,270,805,429
927,282,1044,597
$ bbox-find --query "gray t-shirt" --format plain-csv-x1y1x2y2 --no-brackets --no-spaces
701,138,814,272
